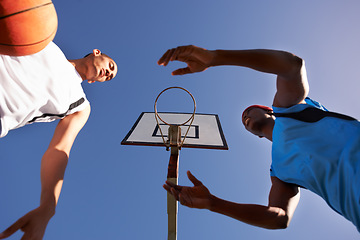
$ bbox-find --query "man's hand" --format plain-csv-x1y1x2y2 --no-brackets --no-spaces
157,45,215,75
163,171,213,209
0,206,54,240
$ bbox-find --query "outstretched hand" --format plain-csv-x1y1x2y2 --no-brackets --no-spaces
0,206,53,240
157,45,214,75
163,171,213,209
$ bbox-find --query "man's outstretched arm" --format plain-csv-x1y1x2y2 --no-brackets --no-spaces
0,105,90,240
164,171,300,230
158,45,309,108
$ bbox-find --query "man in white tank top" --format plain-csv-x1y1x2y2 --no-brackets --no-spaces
0,42,117,240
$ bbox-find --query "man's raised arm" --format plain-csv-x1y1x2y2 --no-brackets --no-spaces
158,45,309,108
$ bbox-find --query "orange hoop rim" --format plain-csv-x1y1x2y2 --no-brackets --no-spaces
154,86,196,126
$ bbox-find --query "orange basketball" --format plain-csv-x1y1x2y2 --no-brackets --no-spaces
0,0,58,56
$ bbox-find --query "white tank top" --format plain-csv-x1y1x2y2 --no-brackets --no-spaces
0,42,89,137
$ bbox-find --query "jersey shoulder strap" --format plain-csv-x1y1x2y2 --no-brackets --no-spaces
274,107,357,123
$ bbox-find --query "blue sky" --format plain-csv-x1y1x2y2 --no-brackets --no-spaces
1,0,360,239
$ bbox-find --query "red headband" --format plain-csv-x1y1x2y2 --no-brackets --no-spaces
242,105,273,118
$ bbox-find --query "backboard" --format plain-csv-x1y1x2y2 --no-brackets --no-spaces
121,112,228,150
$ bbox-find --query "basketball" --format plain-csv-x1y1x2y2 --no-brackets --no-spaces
0,0,58,56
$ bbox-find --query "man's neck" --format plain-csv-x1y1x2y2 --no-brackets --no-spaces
263,118,275,141
68,59,86,81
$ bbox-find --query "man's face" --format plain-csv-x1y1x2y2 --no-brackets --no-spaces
86,49,118,83
242,107,271,137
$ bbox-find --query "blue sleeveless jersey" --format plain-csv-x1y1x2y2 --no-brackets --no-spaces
271,97,360,232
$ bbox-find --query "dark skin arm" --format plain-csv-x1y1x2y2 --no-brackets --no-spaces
159,45,303,228
158,45,309,108
164,171,300,229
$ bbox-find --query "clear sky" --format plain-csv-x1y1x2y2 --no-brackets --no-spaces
1,0,360,239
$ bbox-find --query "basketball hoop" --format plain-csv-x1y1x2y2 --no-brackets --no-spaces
122,86,227,240
154,87,196,149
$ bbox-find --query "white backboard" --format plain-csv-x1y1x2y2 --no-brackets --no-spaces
121,112,228,150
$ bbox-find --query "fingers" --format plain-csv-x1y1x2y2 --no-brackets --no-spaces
169,45,194,62
178,193,185,206
164,180,180,189
187,171,203,186
163,183,173,195
163,181,181,192
163,184,180,202
158,46,199,76
157,45,191,66
157,48,176,66
172,67,192,76
0,217,26,239
163,180,184,200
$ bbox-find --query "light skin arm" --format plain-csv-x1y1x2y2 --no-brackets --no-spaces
158,45,309,108
0,105,90,240
164,171,300,229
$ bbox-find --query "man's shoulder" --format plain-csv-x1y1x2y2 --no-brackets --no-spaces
66,104,91,119
273,97,328,114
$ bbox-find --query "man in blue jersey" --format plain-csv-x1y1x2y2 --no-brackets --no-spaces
159,45,360,232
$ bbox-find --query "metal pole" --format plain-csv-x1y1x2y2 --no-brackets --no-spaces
167,125,180,240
